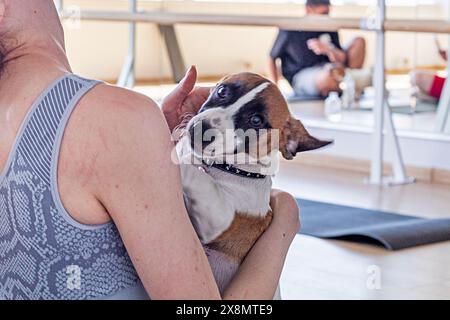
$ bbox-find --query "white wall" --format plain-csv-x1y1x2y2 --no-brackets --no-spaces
61,0,449,81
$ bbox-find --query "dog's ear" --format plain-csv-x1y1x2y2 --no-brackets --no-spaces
280,118,333,160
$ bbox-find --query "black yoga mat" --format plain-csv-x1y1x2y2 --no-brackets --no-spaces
296,198,450,250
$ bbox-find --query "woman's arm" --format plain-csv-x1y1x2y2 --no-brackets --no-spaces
223,190,300,300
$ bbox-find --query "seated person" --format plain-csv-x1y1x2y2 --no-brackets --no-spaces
268,0,366,97
411,48,447,101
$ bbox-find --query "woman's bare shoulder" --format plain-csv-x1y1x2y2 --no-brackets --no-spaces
74,83,170,147
83,83,161,117
59,82,172,224
71,82,172,166
61,81,173,196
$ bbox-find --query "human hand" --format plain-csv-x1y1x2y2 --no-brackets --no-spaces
269,189,300,241
162,66,211,132
307,38,331,56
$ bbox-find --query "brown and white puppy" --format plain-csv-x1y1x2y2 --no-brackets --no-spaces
177,72,331,296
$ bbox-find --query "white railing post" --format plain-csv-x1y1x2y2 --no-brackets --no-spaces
369,0,386,185
369,0,414,186
54,0,63,12
118,0,137,88
436,0,450,133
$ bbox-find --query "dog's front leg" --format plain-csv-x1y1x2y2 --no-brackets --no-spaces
180,164,234,244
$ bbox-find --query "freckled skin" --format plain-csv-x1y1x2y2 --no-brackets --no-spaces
78,152,99,188
98,129,111,152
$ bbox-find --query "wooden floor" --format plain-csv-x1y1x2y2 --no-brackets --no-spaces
274,161,450,300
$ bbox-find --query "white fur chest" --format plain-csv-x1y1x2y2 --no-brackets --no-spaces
203,165,272,217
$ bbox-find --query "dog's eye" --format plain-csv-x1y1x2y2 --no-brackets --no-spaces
217,85,229,99
250,115,264,128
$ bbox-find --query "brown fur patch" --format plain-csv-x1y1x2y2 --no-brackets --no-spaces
256,80,330,159
220,74,298,158
206,210,273,263
262,83,292,129
219,72,269,92
261,83,294,156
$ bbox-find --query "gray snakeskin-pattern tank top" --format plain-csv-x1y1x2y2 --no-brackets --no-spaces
0,74,149,300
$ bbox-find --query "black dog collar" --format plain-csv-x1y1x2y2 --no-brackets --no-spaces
203,161,267,179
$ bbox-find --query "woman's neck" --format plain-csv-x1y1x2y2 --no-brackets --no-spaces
0,38,72,122
0,35,72,87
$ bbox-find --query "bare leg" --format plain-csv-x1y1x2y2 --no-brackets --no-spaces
410,70,436,96
344,37,366,69
315,65,341,97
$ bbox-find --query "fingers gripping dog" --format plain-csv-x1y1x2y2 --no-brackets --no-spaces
177,73,332,294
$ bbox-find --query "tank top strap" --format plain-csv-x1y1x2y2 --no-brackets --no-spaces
15,74,101,186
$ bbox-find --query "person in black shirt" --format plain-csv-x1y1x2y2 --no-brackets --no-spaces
268,0,366,97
